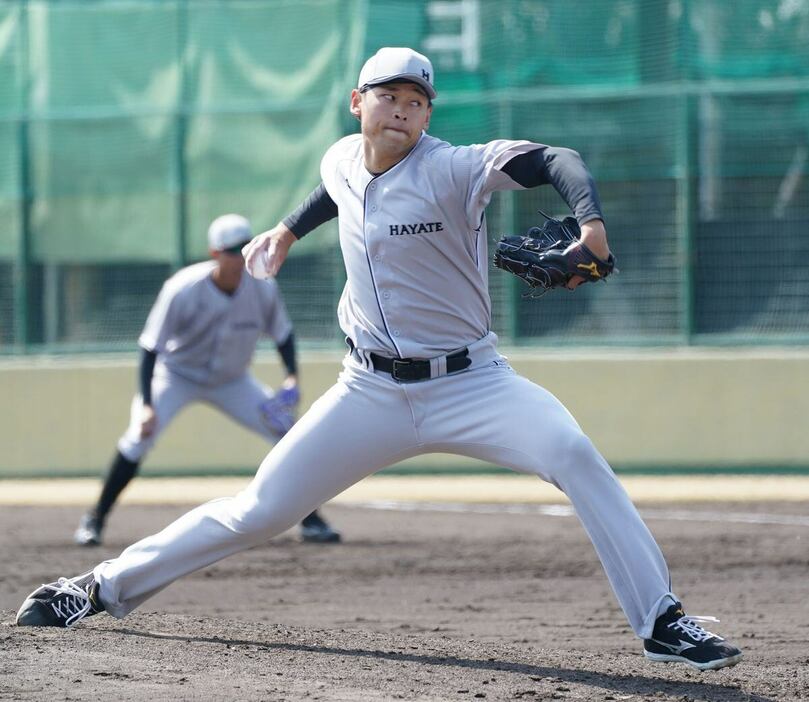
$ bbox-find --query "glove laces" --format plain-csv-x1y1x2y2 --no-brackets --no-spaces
668,613,721,642
45,577,95,627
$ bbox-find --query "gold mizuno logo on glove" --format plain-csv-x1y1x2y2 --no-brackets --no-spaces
577,262,601,278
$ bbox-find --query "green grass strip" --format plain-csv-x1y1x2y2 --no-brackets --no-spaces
2,464,809,480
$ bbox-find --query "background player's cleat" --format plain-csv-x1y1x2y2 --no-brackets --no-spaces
73,513,103,547
643,602,742,671
16,572,105,627
300,512,341,543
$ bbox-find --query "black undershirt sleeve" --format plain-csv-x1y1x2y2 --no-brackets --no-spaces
138,347,157,406
282,182,338,239
501,147,604,224
276,333,297,376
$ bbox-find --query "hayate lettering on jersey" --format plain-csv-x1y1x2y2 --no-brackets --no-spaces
389,222,444,236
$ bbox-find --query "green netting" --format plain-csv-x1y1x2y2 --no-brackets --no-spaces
684,0,809,79
0,4,23,113
28,116,180,263
0,5,23,261
1,0,808,350
184,108,342,261
26,2,180,112
13,0,359,266
0,121,21,260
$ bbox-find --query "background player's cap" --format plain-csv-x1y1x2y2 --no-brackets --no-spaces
358,47,436,100
208,214,252,252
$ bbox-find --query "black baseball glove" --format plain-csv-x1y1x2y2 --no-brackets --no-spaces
493,210,616,296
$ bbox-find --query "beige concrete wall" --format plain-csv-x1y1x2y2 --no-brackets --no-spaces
1,348,807,476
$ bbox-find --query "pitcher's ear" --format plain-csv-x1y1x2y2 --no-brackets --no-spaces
350,89,362,119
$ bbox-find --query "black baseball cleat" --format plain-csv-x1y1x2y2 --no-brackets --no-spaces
644,602,743,671
16,571,105,627
73,513,103,547
300,512,341,543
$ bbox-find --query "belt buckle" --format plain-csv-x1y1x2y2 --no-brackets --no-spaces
391,358,415,382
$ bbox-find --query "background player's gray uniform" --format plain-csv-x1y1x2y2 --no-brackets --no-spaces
92,131,676,640
118,260,293,462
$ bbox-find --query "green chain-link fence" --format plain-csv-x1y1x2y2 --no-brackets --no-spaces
1,0,808,352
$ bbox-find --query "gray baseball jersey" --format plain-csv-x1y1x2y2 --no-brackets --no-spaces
116,261,294,462
139,261,292,386
321,133,539,358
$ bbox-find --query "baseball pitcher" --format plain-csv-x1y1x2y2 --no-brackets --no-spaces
18,49,740,672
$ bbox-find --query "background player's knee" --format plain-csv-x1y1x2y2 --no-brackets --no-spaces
116,437,151,464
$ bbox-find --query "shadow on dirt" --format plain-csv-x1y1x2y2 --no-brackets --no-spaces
118,628,766,702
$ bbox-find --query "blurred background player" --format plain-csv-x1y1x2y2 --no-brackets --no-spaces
73,214,340,547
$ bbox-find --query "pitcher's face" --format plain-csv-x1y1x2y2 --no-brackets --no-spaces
351,82,432,155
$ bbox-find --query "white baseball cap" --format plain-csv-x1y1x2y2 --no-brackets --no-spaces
208,214,252,252
358,47,436,100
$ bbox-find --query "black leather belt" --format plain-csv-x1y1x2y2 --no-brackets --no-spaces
369,348,471,382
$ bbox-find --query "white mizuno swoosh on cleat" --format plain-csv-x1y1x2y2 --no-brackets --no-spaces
649,638,697,654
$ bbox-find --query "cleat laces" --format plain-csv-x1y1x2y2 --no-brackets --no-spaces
45,577,94,627
668,614,721,643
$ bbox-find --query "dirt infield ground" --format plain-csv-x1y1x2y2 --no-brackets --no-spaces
1,496,808,701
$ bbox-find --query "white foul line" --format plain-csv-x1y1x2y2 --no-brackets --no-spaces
349,501,809,527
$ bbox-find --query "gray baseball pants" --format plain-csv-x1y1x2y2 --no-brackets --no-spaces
96,347,675,639
117,366,283,462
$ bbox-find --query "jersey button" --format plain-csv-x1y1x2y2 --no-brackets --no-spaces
371,205,378,212
392,329,400,337
373,254,381,262
370,183,377,190
382,291,391,299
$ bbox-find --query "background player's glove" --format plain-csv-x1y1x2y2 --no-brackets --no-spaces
493,210,616,296
275,385,300,408
260,385,300,437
